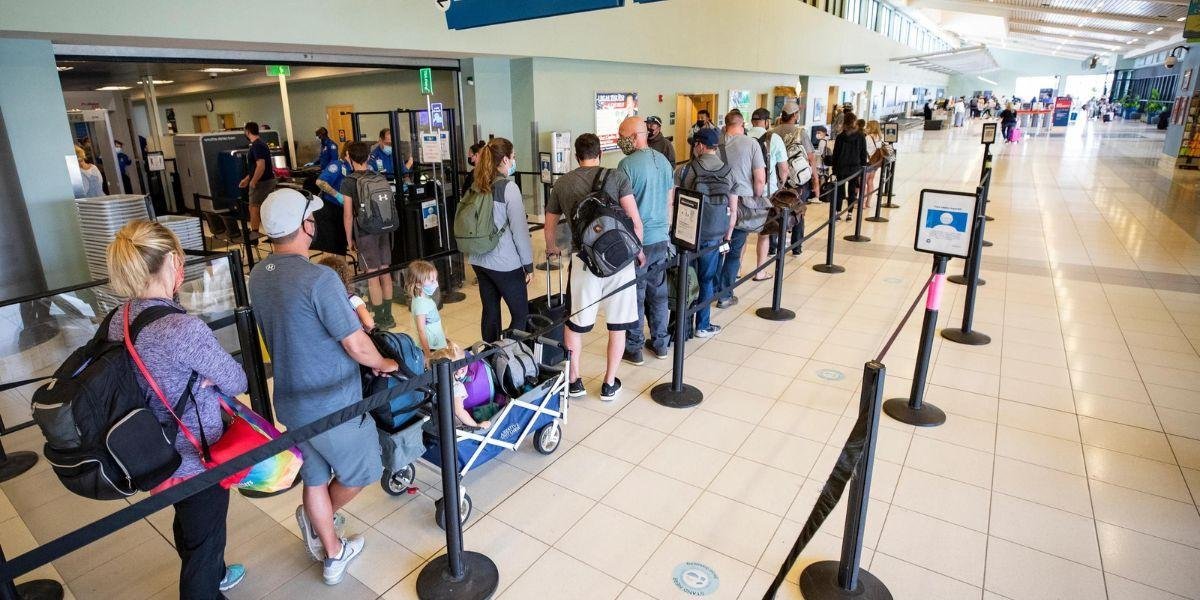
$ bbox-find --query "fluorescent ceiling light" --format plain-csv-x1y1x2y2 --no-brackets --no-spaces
56,65,73,72
95,85,132,91
978,75,998,85
199,67,246,74
148,79,174,85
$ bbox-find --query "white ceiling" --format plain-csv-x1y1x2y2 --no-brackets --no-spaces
906,0,1187,60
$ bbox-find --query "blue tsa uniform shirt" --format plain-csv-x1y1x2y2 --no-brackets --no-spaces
317,138,339,171
368,145,393,176
317,159,350,205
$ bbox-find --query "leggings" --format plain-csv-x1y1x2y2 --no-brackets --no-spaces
472,265,529,342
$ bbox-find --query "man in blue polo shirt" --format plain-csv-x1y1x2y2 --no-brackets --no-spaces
616,116,674,366
313,128,339,171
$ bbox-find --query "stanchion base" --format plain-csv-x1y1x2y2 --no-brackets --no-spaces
864,216,889,223
982,240,993,247
941,328,992,346
15,580,64,600
843,234,872,243
799,561,893,600
883,398,946,427
881,202,900,209
755,307,796,321
416,551,500,600
0,451,39,483
650,382,704,408
946,274,985,286
813,264,846,274
440,290,468,304
534,261,561,271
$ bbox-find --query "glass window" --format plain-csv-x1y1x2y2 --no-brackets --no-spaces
877,5,890,33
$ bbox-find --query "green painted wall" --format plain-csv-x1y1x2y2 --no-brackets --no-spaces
0,39,87,288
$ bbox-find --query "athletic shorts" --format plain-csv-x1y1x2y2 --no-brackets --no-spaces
297,415,383,487
355,232,393,270
566,254,638,334
248,179,276,206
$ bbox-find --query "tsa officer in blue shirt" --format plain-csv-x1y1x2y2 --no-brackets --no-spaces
310,127,339,170
314,148,350,206
369,128,414,177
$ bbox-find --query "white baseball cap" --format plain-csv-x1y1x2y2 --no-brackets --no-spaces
259,188,322,239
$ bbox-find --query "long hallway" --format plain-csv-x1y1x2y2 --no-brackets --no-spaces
1,117,1198,600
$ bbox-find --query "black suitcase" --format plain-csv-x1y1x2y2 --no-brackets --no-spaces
526,255,568,366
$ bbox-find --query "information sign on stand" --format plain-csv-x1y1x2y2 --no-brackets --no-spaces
539,152,553,184
429,102,445,129
420,132,443,163
915,189,977,259
981,122,998,145
882,122,898,144
671,188,705,251
146,151,165,172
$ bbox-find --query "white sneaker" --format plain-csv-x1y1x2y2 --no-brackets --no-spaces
295,505,324,561
322,535,366,585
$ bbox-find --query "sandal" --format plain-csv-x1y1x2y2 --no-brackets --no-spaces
752,274,773,282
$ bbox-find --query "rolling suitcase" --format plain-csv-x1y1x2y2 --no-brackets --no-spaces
525,255,568,366
1009,127,1022,143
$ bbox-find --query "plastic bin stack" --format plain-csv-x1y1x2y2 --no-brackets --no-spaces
74,194,153,311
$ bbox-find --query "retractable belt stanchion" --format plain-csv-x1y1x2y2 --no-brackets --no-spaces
880,150,899,209
535,179,561,272
813,181,845,274
882,255,948,427
799,361,892,600
844,174,871,243
756,207,796,321
941,180,993,346
233,306,273,424
651,250,705,408
0,547,62,600
865,166,888,223
416,359,499,600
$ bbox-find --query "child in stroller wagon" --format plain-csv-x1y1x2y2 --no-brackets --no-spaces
432,342,494,431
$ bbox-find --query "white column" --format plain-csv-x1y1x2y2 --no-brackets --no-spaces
278,74,297,169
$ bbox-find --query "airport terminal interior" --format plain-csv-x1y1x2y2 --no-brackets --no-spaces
1,1,1199,599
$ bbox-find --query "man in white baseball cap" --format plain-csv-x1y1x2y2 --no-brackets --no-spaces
248,187,397,584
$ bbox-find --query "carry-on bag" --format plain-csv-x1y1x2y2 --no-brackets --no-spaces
526,254,568,366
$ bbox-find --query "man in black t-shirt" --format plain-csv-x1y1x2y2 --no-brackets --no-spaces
238,121,276,232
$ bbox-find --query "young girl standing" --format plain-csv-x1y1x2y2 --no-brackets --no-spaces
405,260,446,356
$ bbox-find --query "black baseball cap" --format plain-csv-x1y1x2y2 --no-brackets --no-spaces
751,108,771,121
646,116,663,126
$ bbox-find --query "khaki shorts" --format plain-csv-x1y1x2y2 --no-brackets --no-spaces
355,232,393,270
248,179,276,206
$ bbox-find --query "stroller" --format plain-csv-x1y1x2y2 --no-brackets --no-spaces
365,329,570,529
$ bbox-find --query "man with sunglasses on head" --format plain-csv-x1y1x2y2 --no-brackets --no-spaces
249,188,398,586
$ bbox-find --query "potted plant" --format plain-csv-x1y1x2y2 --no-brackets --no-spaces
1144,89,1165,124
1120,94,1139,119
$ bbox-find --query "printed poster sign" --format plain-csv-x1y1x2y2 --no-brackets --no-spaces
420,132,442,163
421,200,439,229
915,189,977,259
596,92,639,152
729,90,752,115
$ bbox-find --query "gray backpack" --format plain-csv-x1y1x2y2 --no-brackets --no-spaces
348,171,399,235
571,169,640,277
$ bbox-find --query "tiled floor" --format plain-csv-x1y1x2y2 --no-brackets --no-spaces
1,117,1199,599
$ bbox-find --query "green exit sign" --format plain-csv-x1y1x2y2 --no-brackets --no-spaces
419,67,433,95
266,65,291,77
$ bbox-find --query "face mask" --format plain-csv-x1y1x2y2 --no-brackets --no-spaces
506,161,517,176
616,136,637,155
422,282,439,296
382,145,393,155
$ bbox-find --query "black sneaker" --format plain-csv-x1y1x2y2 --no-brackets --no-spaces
715,296,738,309
651,346,669,360
600,378,622,402
622,350,645,366
568,379,586,397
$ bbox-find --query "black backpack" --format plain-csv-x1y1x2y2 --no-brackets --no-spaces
680,157,734,241
348,170,399,235
571,169,641,277
31,305,193,500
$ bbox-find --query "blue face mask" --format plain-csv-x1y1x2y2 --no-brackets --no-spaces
382,145,393,155
506,161,517,176
422,282,438,296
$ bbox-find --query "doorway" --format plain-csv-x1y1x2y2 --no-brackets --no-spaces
217,113,236,130
757,93,769,111
826,87,840,124
673,93,718,160
326,104,355,150
192,115,211,133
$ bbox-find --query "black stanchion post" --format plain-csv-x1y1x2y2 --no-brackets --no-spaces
0,546,63,600
942,185,992,346
233,306,273,424
799,361,892,600
880,149,899,209
417,359,499,600
651,250,704,408
756,207,796,321
883,255,948,427
226,249,248,306
980,146,995,223
813,181,845,274
865,166,888,223
844,174,871,243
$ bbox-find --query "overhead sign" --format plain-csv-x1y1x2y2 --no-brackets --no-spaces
265,65,290,77
840,64,871,74
419,68,434,95
445,0,622,30
915,189,977,259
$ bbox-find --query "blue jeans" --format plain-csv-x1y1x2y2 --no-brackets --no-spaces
693,239,722,332
627,241,671,354
718,229,749,301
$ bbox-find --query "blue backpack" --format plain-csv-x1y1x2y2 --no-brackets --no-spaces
366,330,429,430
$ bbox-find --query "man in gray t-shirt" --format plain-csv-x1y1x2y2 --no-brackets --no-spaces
249,188,397,582
716,111,765,308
